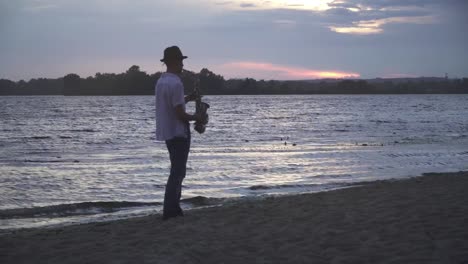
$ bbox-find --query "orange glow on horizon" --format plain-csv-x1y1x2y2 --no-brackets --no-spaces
221,61,360,80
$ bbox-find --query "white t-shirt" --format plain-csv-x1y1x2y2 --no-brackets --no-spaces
155,73,188,141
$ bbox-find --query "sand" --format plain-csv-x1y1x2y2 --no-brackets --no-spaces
1,171,468,264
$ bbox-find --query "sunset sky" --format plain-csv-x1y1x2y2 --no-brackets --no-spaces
1,0,467,80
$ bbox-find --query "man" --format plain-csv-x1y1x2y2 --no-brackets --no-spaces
155,46,204,220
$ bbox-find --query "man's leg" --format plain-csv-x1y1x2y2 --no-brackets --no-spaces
176,135,190,214
163,137,190,219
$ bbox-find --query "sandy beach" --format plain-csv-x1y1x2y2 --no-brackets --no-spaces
1,171,467,264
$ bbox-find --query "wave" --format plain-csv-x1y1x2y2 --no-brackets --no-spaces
248,183,320,191
181,196,225,207
0,201,161,220
17,136,52,140
23,159,64,163
0,196,221,220
30,136,52,139
247,182,350,191
69,129,97,132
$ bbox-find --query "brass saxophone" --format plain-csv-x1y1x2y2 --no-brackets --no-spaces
184,70,210,134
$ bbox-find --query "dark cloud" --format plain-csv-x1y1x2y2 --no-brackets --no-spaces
328,1,360,10
215,1,233,6
240,3,256,8
324,7,358,18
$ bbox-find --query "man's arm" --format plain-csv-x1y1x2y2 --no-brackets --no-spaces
174,104,198,122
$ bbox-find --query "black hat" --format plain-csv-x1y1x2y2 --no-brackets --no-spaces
160,46,188,62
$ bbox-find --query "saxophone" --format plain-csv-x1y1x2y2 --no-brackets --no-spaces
184,70,210,134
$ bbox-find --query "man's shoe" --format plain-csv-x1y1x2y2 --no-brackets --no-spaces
177,207,184,217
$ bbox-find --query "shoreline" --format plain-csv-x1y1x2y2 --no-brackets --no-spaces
0,181,358,233
2,171,468,263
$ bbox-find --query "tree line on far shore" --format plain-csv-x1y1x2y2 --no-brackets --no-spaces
1,65,467,95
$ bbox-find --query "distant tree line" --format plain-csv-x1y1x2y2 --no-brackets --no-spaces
1,65,467,95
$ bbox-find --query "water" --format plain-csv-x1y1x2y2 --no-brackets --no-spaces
1,95,467,230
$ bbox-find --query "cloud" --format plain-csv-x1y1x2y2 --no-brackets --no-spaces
215,1,234,5
18,0,59,13
23,4,58,12
325,0,442,34
329,26,381,35
273,19,296,25
240,3,256,8
330,0,433,10
330,15,436,35
209,0,442,35
272,19,297,29
212,0,333,11
220,61,360,80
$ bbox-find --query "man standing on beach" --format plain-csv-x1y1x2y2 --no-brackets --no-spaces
155,46,204,220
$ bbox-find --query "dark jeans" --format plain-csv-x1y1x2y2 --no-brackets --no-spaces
164,135,190,217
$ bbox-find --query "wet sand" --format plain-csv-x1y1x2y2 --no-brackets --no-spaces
1,171,468,264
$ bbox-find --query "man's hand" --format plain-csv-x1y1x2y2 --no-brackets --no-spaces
185,92,201,103
175,105,208,123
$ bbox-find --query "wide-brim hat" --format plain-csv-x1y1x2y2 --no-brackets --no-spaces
160,46,188,62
